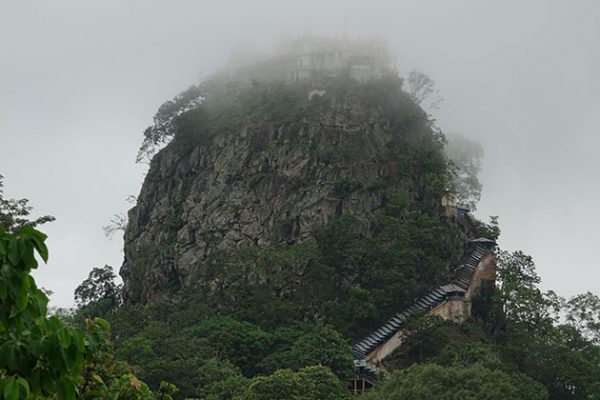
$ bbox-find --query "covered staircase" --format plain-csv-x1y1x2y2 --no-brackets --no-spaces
350,238,496,386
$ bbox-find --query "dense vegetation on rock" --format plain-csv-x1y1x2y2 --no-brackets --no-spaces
121,73,461,307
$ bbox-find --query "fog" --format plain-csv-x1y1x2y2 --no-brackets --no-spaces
1,0,598,307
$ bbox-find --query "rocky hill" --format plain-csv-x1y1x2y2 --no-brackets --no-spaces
120,74,468,328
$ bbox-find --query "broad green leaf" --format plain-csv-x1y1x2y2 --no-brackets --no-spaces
2,377,19,400
34,291,48,316
58,378,76,400
24,228,48,263
46,316,62,331
16,378,29,399
7,239,19,266
57,328,71,348
91,373,104,383
95,318,110,330
20,241,37,269
41,373,55,395
0,281,7,299
14,290,28,313
71,329,85,353
29,369,42,396
34,242,48,263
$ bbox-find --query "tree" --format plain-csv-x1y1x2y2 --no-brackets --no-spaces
193,359,248,400
239,366,350,400
0,224,177,400
564,292,600,344
79,318,178,400
495,250,561,332
0,226,85,399
363,363,548,400
445,133,484,210
102,213,128,239
289,325,355,379
295,366,352,400
137,85,204,163
0,174,54,233
471,215,501,241
181,317,272,377
384,316,494,369
404,69,443,110
74,265,122,309
103,195,136,240
494,250,600,399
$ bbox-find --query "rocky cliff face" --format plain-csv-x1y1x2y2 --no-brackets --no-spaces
121,75,450,304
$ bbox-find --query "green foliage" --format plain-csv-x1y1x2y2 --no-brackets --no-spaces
112,316,257,397
248,171,271,189
239,366,351,400
381,188,408,217
109,309,355,399
183,317,271,376
0,226,84,400
563,292,600,344
364,363,548,400
470,280,506,336
0,176,54,233
288,325,354,379
74,265,121,315
193,359,248,400
332,179,362,200
375,250,600,400
146,206,458,343
78,318,179,400
129,73,458,338
494,251,600,399
404,69,443,110
445,133,484,210
496,250,560,332
385,316,492,369
293,366,352,400
98,202,460,397
471,215,501,240
255,326,307,374
125,243,170,304
364,178,386,193
137,85,204,163
501,323,600,400
159,80,311,155
0,226,174,400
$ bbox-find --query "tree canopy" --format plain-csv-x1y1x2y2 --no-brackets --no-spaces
445,133,484,210
0,226,176,400
0,175,54,233
363,363,548,400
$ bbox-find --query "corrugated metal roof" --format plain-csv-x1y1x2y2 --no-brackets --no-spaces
469,237,497,245
439,283,466,293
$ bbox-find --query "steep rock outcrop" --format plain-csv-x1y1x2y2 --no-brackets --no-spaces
121,76,450,304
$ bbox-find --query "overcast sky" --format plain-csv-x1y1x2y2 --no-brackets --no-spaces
1,0,598,307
